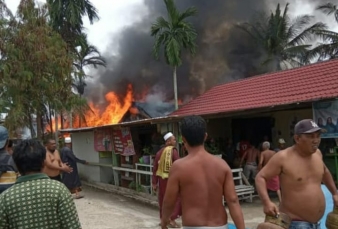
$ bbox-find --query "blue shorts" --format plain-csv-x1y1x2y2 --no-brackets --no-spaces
289,221,320,229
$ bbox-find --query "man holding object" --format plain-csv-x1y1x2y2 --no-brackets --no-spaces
256,119,338,229
152,132,181,228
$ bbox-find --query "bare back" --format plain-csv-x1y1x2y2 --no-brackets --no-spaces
246,148,259,164
261,150,276,166
175,150,231,227
42,150,62,177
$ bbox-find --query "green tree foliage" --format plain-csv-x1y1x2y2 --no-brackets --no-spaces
307,3,338,61
237,3,327,71
0,0,86,139
151,0,197,109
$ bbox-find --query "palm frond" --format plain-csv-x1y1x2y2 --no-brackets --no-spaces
165,37,181,66
315,29,338,42
150,16,170,36
288,22,327,47
178,7,197,21
164,0,179,24
317,3,338,23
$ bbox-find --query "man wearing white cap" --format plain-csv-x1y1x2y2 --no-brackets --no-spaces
60,137,88,199
274,138,286,152
152,132,181,228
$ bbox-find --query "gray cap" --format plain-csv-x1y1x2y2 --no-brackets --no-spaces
294,119,322,135
0,126,9,149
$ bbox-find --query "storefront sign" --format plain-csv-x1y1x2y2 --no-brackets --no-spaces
94,128,113,152
313,100,338,138
112,127,136,156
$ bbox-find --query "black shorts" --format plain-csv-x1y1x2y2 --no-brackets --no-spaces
49,175,62,182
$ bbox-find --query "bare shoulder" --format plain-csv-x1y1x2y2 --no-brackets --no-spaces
171,157,185,170
315,149,323,158
275,148,289,157
267,148,289,164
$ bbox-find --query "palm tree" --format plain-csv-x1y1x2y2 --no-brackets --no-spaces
308,3,338,61
71,34,105,127
151,0,197,109
237,3,327,71
47,0,99,49
73,33,106,79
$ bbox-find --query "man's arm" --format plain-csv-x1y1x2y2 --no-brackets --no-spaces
67,149,87,164
323,165,337,195
172,148,180,161
44,154,63,170
319,151,338,197
239,151,247,166
44,154,72,173
161,162,180,223
58,185,82,229
223,165,245,229
258,152,264,170
0,196,9,229
257,150,261,162
255,152,284,205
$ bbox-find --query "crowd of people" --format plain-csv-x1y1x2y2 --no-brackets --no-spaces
152,117,338,229
0,126,87,228
0,116,336,229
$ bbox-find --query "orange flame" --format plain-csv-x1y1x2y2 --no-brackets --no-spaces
85,84,133,127
46,84,134,131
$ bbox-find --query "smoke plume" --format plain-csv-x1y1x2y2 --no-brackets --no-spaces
85,0,332,109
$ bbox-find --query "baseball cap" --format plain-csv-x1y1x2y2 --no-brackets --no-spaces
278,138,286,144
0,126,9,149
294,119,322,135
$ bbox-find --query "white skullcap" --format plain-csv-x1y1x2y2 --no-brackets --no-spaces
65,137,71,143
163,132,173,141
278,138,285,144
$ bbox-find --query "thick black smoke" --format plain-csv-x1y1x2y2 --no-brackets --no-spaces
85,0,332,109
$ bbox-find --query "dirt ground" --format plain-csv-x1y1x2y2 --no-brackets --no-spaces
75,186,270,229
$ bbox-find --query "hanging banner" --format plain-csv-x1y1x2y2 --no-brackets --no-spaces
313,100,338,138
94,128,113,152
112,127,136,156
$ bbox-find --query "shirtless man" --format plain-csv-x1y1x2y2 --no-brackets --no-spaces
258,141,281,203
256,119,338,229
42,139,72,181
240,144,260,183
161,115,245,229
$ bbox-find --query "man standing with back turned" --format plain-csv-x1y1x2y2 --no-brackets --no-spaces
152,132,181,228
161,116,245,229
256,119,338,229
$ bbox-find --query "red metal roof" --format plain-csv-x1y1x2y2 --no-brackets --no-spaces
170,59,338,117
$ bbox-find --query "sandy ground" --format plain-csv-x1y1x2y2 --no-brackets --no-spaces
75,186,268,229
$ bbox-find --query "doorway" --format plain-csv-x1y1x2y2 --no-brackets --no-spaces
232,117,273,147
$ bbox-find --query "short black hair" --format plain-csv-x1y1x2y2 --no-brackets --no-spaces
43,138,55,145
180,115,206,147
12,139,46,175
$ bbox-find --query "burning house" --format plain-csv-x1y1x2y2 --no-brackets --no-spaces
58,0,331,195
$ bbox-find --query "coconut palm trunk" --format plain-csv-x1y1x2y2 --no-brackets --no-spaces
173,66,178,109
